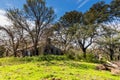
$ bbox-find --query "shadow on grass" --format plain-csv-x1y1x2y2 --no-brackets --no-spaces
38,60,95,70
19,55,69,62
0,55,69,66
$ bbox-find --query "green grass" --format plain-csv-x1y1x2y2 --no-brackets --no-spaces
0,55,120,80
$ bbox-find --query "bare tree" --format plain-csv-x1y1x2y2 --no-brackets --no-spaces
6,0,55,55
0,26,20,57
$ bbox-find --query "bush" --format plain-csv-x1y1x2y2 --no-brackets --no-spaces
37,55,68,61
65,50,84,60
83,53,99,63
65,50,77,60
18,55,69,62
65,50,102,63
7,51,103,63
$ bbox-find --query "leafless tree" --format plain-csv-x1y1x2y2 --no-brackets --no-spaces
0,26,20,57
6,0,55,55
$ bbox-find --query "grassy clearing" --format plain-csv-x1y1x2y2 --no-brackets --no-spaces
0,55,120,80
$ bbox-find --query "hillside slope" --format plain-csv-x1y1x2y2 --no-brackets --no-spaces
0,56,120,80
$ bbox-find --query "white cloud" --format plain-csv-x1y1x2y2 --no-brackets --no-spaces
78,0,89,8
0,9,10,26
0,9,6,15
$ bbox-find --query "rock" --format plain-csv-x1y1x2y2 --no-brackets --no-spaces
111,69,120,76
112,61,120,68
106,61,118,68
96,64,106,70
96,61,120,75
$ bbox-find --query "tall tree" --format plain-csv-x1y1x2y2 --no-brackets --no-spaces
94,0,120,60
96,24,120,60
74,23,97,58
6,0,55,56
95,0,120,60
53,11,83,51
74,1,108,58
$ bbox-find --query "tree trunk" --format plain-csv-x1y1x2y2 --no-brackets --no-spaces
82,48,86,58
34,47,38,56
5,49,8,57
34,43,39,56
14,51,17,57
110,49,114,60
118,55,120,60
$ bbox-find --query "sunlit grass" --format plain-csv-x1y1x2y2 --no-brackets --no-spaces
0,56,120,80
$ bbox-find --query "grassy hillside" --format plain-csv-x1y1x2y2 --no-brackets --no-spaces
0,55,120,80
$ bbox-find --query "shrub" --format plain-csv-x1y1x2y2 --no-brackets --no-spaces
65,50,84,60
65,50,102,63
18,55,69,62
65,50,77,60
37,55,68,61
83,53,99,63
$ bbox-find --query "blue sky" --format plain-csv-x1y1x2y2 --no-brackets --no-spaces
0,0,112,20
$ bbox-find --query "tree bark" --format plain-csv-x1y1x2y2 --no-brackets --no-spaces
14,51,17,57
110,48,114,60
34,43,39,56
82,48,87,58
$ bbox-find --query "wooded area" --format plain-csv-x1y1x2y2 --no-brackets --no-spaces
0,0,120,61
0,0,120,79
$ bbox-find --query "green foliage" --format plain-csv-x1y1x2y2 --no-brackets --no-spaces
72,23,97,58
84,1,109,24
96,24,120,60
74,24,97,39
83,53,102,63
60,10,83,27
65,50,77,60
65,50,102,63
110,0,120,17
